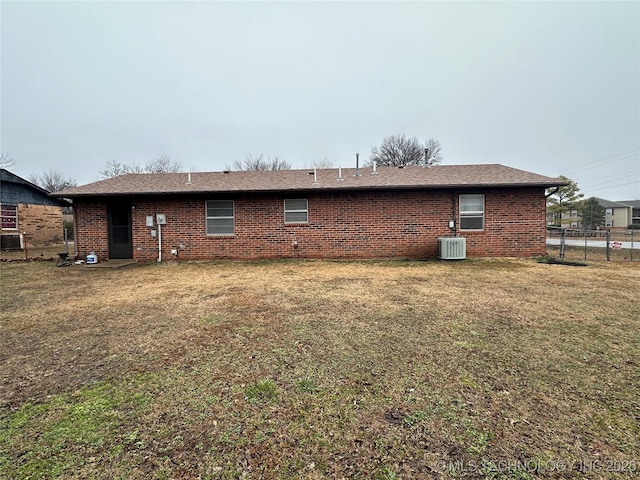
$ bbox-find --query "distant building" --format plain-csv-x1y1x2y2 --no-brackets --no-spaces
0,169,70,249
551,197,640,230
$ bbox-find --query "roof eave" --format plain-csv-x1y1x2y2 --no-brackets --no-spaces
51,181,566,198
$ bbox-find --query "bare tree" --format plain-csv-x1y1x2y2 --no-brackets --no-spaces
0,152,16,169
307,158,334,169
424,138,443,166
29,170,77,192
100,156,181,178
100,160,131,178
145,155,182,173
232,154,291,171
369,134,443,167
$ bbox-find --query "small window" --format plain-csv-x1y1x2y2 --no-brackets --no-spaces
605,220,613,228
570,209,578,217
284,198,308,224
206,200,234,235
460,194,484,230
605,208,613,216
1,205,18,230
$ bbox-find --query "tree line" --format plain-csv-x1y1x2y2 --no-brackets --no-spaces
1,133,443,191
5,144,619,230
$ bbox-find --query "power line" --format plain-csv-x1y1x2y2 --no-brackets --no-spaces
560,147,640,175
578,170,639,189
586,180,640,194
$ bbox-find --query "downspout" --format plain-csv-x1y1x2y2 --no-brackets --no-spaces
545,186,560,199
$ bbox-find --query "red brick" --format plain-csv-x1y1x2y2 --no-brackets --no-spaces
73,188,547,262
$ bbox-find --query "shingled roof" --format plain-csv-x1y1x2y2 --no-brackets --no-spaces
51,164,566,198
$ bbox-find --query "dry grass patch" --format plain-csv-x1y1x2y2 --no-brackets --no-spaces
1,259,639,479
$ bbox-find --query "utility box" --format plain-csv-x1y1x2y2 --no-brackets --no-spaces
156,214,167,225
438,237,466,260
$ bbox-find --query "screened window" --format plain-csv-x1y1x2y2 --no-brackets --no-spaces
206,200,234,235
1,205,18,230
284,198,308,224
460,194,484,230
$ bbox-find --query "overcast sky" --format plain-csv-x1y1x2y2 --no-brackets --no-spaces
2,1,639,200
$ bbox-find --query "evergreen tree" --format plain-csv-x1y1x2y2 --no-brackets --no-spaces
546,176,583,226
580,197,606,230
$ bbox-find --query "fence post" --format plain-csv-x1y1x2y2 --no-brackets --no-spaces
584,230,588,260
560,228,566,259
606,230,611,261
631,230,634,262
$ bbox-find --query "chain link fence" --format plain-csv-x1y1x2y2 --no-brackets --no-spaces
547,227,638,262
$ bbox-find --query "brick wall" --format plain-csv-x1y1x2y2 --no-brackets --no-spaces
74,203,109,260
0,204,64,246
73,188,547,261
464,189,547,257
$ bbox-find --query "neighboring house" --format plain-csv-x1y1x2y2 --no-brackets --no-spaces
0,169,70,249
553,197,640,230
52,164,565,262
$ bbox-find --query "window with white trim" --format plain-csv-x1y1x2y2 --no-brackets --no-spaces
460,194,484,230
206,200,234,235
1,204,18,230
605,220,613,228
605,208,613,216
284,198,308,224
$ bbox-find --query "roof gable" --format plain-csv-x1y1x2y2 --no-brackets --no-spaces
1,169,70,206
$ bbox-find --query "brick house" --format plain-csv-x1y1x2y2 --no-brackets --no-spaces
52,164,565,262
1,169,70,249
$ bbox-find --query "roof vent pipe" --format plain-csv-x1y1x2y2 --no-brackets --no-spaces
371,160,378,175
313,168,318,185
186,171,192,184
337,167,344,181
354,153,361,177
425,148,431,168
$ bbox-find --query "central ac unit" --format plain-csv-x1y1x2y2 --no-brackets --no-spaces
438,237,466,260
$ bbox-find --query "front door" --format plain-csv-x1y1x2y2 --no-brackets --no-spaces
108,204,133,259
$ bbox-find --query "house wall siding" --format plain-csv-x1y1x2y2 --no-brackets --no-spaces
73,188,547,261
0,204,64,246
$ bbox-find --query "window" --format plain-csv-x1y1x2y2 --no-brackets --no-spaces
460,194,484,230
570,209,578,217
206,200,234,235
284,198,308,224
605,208,613,216
605,220,614,228
1,205,18,230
